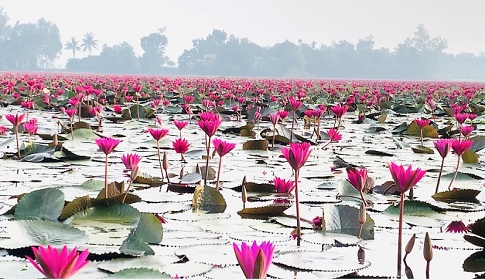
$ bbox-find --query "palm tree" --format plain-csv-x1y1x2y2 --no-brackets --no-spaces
64,37,81,59
81,32,99,56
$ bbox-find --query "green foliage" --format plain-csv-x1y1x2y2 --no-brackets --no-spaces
14,188,65,221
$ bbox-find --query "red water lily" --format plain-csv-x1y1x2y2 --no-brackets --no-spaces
213,138,236,189
281,142,311,245
460,125,474,138
388,162,426,278
121,153,141,171
198,112,222,137
148,128,169,141
5,113,25,127
445,220,470,233
172,138,190,162
233,241,275,279
447,139,473,191
414,118,430,129
433,139,452,194
96,137,121,203
173,120,188,138
26,245,89,279
273,177,295,193
346,167,368,206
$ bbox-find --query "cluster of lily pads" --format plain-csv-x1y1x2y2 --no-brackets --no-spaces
0,73,484,278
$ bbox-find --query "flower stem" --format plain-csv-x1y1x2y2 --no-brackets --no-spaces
420,128,424,146
104,154,109,205
426,261,430,279
156,140,164,191
14,126,20,160
216,157,222,191
447,155,461,191
294,169,301,246
290,110,295,142
204,136,211,186
434,157,445,194
271,123,276,149
122,178,133,204
397,192,405,278
359,191,368,207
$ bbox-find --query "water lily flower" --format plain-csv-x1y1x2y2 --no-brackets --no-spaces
173,138,190,162
198,112,223,186
460,125,474,139
346,167,368,206
184,95,195,104
388,162,426,278
312,216,322,230
331,103,348,118
277,110,289,120
24,118,38,135
445,220,469,233
281,142,311,245
5,113,26,159
447,139,473,191
433,139,452,194
213,138,236,190
113,105,122,114
269,113,280,148
96,137,121,203
26,245,89,279
272,177,295,193
327,128,342,142
0,125,6,135
233,241,275,279
454,113,468,124
414,118,430,146
121,153,141,171
148,128,169,141
173,120,188,138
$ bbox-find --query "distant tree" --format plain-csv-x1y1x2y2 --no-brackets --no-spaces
81,32,99,55
0,7,12,69
139,27,172,74
65,37,81,59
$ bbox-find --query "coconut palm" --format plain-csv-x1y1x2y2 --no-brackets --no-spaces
81,32,99,55
64,37,81,59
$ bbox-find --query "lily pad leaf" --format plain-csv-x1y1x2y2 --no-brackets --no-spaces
180,173,202,184
237,203,291,218
70,204,141,226
119,213,163,256
469,217,485,238
406,122,438,138
462,149,479,164
192,185,227,213
463,234,485,249
21,152,60,162
14,188,65,221
365,150,393,157
242,139,269,151
134,172,163,186
66,128,99,141
322,204,374,240
0,220,88,249
411,145,434,154
59,195,92,221
463,251,485,272
383,200,441,216
470,135,485,153
129,104,147,119
273,249,371,272
432,189,481,202
107,268,171,279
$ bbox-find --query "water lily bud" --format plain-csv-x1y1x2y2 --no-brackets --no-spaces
162,152,169,171
242,183,247,207
423,232,433,262
53,133,58,147
179,165,184,179
405,233,416,255
359,202,366,225
357,247,365,264
196,163,201,174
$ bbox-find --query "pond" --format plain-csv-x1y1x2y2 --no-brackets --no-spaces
0,75,484,279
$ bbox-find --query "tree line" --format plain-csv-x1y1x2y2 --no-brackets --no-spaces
0,6,484,80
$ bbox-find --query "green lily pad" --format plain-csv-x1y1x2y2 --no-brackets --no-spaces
192,185,227,213
70,204,141,226
14,188,65,221
120,213,163,256
322,204,374,240
432,189,481,202
107,268,171,279
0,220,88,249
463,251,485,272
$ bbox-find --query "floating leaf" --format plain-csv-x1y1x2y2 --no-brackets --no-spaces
470,135,485,153
73,121,92,130
70,204,141,226
120,213,162,256
463,234,485,249
107,268,171,279
462,149,479,164
406,122,438,138
463,251,485,272
384,200,441,216
237,203,291,218
179,173,202,184
59,195,92,221
243,139,269,151
469,217,485,238
365,150,393,157
411,145,434,154
0,220,88,249
322,204,374,240
377,112,387,123
14,188,64,221
273,248,371,272
432,189,481,202
134,172,163,186
192,185,227,213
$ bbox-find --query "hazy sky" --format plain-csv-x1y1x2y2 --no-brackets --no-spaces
2,0,485,67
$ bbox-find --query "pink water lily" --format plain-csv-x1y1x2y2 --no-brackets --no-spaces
213,138,236,190
148,128,169,141
433,139,452,194
273,177,295,193
121,153,141,171
5,113,26,126
281,142,311,246
445,220,470,233
388,162,426,278
95,137,121,155
447,139,473,191
346,167,368,206
233,241,275,279
26,245,89,279
198,112,222,137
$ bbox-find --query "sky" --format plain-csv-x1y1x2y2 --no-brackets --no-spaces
2,0,485,68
